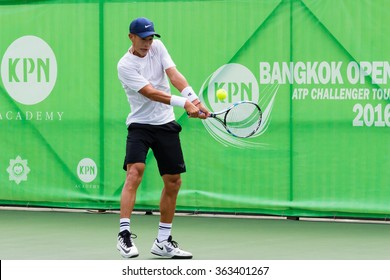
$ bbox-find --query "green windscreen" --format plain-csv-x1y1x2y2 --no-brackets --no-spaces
0,0,389,219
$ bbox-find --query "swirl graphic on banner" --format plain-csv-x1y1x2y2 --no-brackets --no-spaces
199,63,279,148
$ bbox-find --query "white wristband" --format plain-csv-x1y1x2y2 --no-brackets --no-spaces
170,95,187,108
180,86,198,102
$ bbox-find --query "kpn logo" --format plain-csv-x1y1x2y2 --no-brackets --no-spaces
201,63,259,113
199,63,277,148
77,158,98,184
1,35,57,105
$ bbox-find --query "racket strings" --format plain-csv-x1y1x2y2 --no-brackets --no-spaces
225,103,262,138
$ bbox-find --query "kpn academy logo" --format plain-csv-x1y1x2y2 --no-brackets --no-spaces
76,158,99,190
1,35,57,105
199,63,278,148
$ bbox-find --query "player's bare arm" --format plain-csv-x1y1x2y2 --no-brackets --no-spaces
138,84,200,117
166,67,210,118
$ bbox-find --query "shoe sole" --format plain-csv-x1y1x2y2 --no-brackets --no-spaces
117,244,139,258
151,251,192,259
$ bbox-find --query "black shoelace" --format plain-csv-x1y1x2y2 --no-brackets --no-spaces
121,231,137,247
167,236,178,248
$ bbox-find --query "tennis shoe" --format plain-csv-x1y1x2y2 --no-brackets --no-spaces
151,235,192,259
117,230,139,258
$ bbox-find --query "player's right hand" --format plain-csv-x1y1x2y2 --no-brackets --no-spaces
196,103,210,119
185,100,200,118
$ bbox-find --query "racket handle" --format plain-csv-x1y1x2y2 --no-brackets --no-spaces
187,110,210,117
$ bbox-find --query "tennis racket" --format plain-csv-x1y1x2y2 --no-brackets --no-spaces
208,101,262,138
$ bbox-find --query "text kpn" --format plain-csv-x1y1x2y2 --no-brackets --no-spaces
8,58,50,82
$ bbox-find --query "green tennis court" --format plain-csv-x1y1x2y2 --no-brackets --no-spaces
1,208,389,260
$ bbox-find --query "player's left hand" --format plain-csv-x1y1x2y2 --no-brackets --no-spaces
194,101,210,119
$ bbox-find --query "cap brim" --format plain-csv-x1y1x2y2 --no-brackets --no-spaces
137,31,161,38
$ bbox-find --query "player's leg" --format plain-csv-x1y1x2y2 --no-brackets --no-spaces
150,121,192,258
117,163,145,258
155,174,181,242
117,124,151,258
120,163,145,219
150,174,192,259
159,173,181,224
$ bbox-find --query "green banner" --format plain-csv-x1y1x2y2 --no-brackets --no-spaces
0,0,389,219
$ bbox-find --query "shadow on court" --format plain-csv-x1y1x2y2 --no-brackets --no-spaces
0,209,389,260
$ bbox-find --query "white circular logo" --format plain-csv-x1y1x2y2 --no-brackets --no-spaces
201,63,259,112
1,35,57,105
199,63,263,148
77,158,98,183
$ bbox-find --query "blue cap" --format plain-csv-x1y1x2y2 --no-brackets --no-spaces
129,17,161,38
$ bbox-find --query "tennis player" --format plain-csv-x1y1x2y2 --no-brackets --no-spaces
116,17,209,259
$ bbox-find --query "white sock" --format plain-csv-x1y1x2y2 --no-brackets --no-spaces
120,218,130,233
157,222,172,242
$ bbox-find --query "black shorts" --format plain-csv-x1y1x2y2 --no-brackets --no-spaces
123,120,186,176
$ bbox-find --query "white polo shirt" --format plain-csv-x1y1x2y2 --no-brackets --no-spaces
118,40,176,126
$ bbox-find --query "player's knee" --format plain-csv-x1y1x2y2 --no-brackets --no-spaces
164,175,182,193
124,164,145,189
172,177,182,190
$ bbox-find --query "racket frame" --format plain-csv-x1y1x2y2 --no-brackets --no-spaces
209,101,262,138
